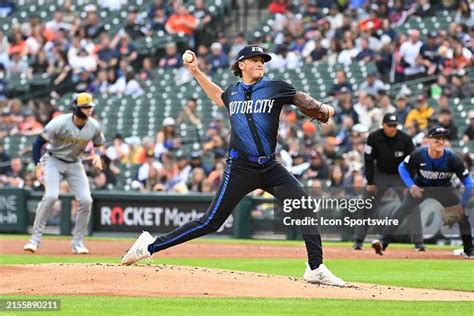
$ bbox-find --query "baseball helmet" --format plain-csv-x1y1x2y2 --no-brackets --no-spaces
72,92,96,119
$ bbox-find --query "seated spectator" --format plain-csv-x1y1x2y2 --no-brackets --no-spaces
359,94,382,131
437,108,458,140
335,88,358,124
96,34,120,70
155,117,182,157
69,47,97,73
150,7,168,32
379,93,396,116
307,38,328,63
141,165,165,192
17,111,43,135
8,52,28,76
329,70,352,97
106,69,125,94
0,141,11,174
229,33,247,59
123,71,144,96
72,68,94,93
337,39,357,65
8,27,26,57
167,153,192,188
87,69,109,94
303,150,330,180
93,171,109,190
416,32,440,76
0,111,15,138
137,57,155,81
27,50,50,78
462,111,474,143
1,157,24,188
359,71,385,96
399,29,425,80
45,12,71,34
159,42,182,69
133,149,163,189
117,33,138,64
160,152,179,186
123,7,146,38
8,98,26,124
207,42,229,76
329,164,344,187
405,95,434,129
189,150,211,174
187,167,206,192
193,0,212,30
375,35,394,81
412,0,435,18
216,32,231,55
84,5,106,39
450,70,471,99
106,133,130,163
99,154,119,187
165,4,198,47
206,160,224,191
355,37,375,63
394,94,411,125
177,98,201,126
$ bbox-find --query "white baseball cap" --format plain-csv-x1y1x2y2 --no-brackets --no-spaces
163,117,176,126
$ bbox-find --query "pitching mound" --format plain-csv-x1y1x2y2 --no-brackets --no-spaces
1,263,473,300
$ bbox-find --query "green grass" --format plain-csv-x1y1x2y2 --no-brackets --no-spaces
0,296,473,316
1,255,472,291
0,234,459,249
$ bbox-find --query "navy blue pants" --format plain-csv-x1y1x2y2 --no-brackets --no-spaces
381,188,472,255
148,156,324,268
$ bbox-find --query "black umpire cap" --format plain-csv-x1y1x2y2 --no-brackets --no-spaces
428,126,449,138
383,113,398,124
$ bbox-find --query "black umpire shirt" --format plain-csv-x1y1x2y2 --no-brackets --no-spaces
364,129,415,185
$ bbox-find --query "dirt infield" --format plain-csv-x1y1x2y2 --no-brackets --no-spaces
1,263,473,300
0,239,462,260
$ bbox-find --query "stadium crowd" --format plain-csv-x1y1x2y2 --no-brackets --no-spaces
0,0,474,195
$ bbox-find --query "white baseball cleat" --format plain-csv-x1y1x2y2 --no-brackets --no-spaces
121,231,155,266
72,242,90,254
303,263,346,287
453,248,473,259
24,241,39,253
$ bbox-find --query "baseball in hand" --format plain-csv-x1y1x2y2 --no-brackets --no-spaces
182,52,194,63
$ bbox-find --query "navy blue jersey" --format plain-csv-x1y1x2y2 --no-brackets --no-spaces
221,77,296,156
402,147,469,187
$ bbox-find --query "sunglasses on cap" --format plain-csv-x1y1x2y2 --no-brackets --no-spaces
79,106,93,109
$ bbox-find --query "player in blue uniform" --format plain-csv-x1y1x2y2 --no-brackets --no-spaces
372,127,473,258
122,46,346,286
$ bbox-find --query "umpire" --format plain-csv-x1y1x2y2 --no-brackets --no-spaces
353,113,425,250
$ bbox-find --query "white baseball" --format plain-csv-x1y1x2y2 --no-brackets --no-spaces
183,52,194,63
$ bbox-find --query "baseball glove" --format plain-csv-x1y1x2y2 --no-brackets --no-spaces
293,92,331,123
441,204,464,226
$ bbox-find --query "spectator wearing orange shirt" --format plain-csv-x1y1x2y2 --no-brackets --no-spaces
165,4,198,48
